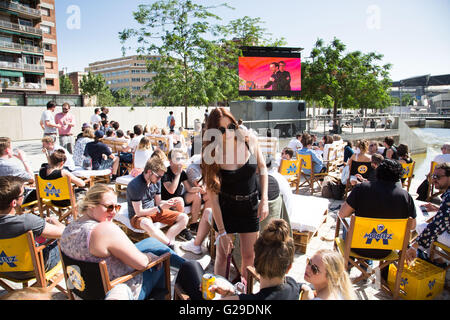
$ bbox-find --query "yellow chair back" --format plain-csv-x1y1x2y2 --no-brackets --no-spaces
401,161,415,179
36,175,72,202
297,153,313,171
350,216,409,250
0,233,34,273
278,159,301,176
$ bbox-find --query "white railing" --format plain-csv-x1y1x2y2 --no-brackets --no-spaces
0,1,41,17
3,82,46,90
0,40,43,54
0,60,45,72
0,19,43,35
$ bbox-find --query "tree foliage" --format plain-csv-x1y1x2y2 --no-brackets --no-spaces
59,75,74,94
301,38,392,117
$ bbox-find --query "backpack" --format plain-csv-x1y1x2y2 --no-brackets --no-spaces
321,176,345,200
170,116,175,128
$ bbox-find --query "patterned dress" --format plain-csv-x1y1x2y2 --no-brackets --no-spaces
416,189,450,249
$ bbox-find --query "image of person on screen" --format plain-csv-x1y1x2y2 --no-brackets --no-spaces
263,62,280,91
277,61,291,91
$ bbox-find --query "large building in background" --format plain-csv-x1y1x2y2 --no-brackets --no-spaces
0,0,59,94
85,55,158,105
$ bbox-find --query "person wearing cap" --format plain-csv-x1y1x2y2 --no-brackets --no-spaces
83,130,120,181
76,123,92,142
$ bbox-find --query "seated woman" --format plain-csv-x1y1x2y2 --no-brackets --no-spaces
39,150,86,207
130,137,153,177
73,127,95,167
321,135,334,162
300,249,356,300
175,219,303,300
347,139,372,186
397,144,413,185
59,184,186,300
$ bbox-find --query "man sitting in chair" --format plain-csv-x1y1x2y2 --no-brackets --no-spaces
406,162,450,265
127,156,189,250
0,176,65,280
339,159,417,260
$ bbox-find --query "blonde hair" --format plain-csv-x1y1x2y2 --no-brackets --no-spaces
316,249,356,300
0,287,53,300
137,137,152,151
41,136,54,144
82,127,95,139
144,155,167,175
77,184,115,215
357,139,369,153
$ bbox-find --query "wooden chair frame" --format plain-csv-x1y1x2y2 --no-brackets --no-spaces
297,153,330,195
429,241,450,271
59,244,171,300
400,161,415,192
334,214,413,299
0,231,67,296
34,173,78,223
427,161,444,201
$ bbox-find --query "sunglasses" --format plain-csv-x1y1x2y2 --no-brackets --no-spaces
100,203,121,212
152,171,163,179
218,123,237,135
306,257,320,275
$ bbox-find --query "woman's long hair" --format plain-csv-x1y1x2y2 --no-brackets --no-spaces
316,249,356,300
201,107,240,194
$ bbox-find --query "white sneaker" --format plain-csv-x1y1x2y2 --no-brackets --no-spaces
180,239,202,255
197,254,212,270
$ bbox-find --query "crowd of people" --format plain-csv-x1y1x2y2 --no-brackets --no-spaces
0,101,448,301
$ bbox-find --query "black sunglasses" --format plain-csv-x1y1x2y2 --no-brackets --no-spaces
100,203,121,212
218,123,237,135
307,257,320,275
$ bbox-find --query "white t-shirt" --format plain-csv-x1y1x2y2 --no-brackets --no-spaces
287,138,302,152
128,135,144,152
41,110,57,134
433,154,450,164
90,114,102,125
134,149,153,169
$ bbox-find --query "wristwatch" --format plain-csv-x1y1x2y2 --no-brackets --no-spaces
157,205,162,213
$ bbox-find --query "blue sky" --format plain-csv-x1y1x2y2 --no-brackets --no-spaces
55,0,450,81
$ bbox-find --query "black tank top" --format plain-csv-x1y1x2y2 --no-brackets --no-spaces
219,143,258,196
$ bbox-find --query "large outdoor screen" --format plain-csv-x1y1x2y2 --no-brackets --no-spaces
238,48,301,97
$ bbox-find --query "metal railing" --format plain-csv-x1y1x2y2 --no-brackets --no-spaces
0,19,43,36
0,40,43,54
3,81,46,90
243,115,399,137
0,60,45,72
0,1,41,18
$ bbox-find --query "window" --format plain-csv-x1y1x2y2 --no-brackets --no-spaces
18,19,33,27
46,79,54,86
41,25,51,34
44,43,52,52
45,61,53,69
40,8,50,16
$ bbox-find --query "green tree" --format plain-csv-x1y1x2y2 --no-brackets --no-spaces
113,88,133,106
120,0,231,126
301,38,392,120
59,75,74,94
80,72,115,106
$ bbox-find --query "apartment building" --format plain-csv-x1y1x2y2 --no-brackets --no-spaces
85,55,158,105
0,0,59,94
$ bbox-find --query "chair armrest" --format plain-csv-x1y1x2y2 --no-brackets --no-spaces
246,265,260,294
109,252,171,288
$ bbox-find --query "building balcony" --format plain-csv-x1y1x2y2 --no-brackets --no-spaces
0,1,42,19
0,60,45,73
1,81,46,91
0,40,43,55
0,19,43,37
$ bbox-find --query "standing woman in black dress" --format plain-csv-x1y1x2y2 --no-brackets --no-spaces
202,107,269,282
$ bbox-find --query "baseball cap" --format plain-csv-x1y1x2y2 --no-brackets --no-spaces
95,130,105,138
82,123,91,129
